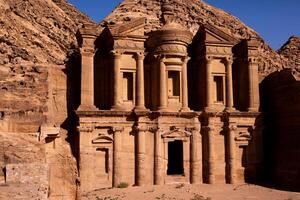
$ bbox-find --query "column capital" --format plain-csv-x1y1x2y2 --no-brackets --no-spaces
156,54,166,62
112,126,124,132
135,125,149,132
135,52,145,60
204,55,213,63
224,56,233,64
111,50,123,58
80,47,95,57
185,126,200,133
248,57,259,65
182,56,191,64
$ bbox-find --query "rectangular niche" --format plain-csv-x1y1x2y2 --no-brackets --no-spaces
168,71,180,97
123,72,134,101
213,76,224,103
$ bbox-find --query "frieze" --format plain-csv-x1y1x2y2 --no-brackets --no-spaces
114,39,144,50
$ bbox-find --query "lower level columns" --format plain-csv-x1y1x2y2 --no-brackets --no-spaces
154,129,163,185
205,126,216,184
113,127,123,187
136,126,147,186
225,124,237,184
190,126,202,184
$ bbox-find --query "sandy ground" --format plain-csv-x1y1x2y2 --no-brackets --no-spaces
82,184,300,200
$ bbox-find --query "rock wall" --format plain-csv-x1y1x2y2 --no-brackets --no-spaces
260,69,300,189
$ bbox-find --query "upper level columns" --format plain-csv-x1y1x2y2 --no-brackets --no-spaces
78,27,98,111
135,53,146,111
205,56,213,111
159,56,168,111
225,57,235,111
181,56,190,111
112,51,124,110
248,57,260,112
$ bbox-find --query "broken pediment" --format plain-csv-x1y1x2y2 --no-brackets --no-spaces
162,128,192,139
92,135,114,144
198,24,238,45
111,17,146,37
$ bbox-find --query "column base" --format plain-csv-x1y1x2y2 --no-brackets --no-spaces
111,104,126,111
180,107,191,112
224,107,236,112
134,106,148,112
77,104,98,111
204,106,215,113
247,107,259,112
158,106,169,112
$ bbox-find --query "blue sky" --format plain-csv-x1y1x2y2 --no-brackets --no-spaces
68,0,300,50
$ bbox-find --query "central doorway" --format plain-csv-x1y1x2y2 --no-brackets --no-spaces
167,140,184,175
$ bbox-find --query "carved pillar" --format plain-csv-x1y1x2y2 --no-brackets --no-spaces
247,58,260,112
225,124,237,184
112,51,123,110
181,56,190,111
154,128,163,185
159,56,168,111
78,40,97,111
225,57,235,111
189,126,202,184
135,53,146,110
113,126,123,187
206,126,216,184
136,126,147,186
205,56,213,111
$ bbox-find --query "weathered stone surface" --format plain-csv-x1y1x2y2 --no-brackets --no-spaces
0,0,94,132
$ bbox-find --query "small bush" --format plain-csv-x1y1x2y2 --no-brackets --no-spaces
117,182,129,188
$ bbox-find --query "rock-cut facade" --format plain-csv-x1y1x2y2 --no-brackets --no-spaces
76,1,263,193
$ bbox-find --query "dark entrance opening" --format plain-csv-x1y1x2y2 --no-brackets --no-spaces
167,140,184,175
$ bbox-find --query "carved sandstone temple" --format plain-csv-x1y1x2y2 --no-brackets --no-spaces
76,1,262,193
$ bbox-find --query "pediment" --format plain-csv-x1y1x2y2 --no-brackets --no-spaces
200,24,238,45
92,135,113,144
112,17,146,36
162,129,192,138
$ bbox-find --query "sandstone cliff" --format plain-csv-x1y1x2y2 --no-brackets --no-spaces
0,0,94,132
278,36,300,71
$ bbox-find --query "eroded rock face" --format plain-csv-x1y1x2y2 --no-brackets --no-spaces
102,0,294,79
0,0,94,132
278,36,300,70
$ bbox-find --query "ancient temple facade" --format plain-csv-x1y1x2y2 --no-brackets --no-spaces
76,2,262,193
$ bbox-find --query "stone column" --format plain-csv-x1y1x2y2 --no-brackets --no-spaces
225,57,235,111
205,56,213,111
225,124,237,184
113,126,123,187
135,53,146,110
154,128,163,185
181,56,190,111
247,58,260,112
112,51,123,110
206,126,216,184
78,45,97,111
136,126,147,186
159,56,168,111
190,127,202,184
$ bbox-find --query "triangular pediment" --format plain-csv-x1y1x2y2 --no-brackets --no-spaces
200,24,238,44
111,17,146,36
